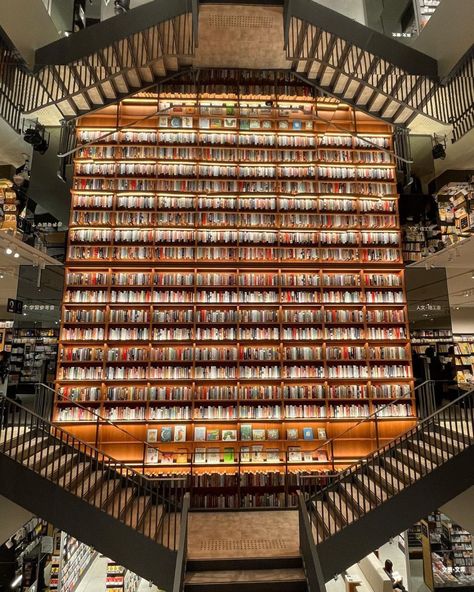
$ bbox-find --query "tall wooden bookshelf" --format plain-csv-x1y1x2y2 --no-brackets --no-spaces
56,71,416,508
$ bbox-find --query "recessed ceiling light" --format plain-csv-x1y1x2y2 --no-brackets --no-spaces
13,252,19,259
5,248,12,255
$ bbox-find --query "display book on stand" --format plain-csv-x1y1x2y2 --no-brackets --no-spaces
55,70,416,508
50,531,96,592
421,511,473,591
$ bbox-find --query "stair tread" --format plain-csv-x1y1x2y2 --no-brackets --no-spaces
122,495,151,528
384,456,423,480
314,500,340,535
327,491,356,524
107,486,135,519
7,436,48,459
340,482,374,513
39,451,78,479
24,446,59,468
409,440,451,461
141,504,164,540
426,431,463,450
394,447,436,471
368,465,405,492
185,568,306,584
59,462,91,489
355,474,389,501
90,479,122,509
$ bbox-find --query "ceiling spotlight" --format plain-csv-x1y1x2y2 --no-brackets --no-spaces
5,248,12,255
455,307,460,310
464,291,469,297
13,252,20,259
0,274,4,279
471,273,474,279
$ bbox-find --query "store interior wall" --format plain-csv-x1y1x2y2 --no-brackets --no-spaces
412,0,474,75
0,496,32,547
0,0,59,65
363,0,412,35
441,486,474,534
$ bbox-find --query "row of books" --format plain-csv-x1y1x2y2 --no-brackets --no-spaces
73,178,395,193
61,345,409,363
75,162,394,181
61,326,408,341
58,363,411,380
78,145,392,163
72,193,397,213
71,211,399,229
67,246,402,262
65,270,402,288
69,228,400,246
78,129,390,148
64,289,406,305
58,383,411,402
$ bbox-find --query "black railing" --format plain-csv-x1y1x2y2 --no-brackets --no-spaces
34,380,445,509
172,492,190,592
0,393,186,550
305,388,474,544
297,491,326,592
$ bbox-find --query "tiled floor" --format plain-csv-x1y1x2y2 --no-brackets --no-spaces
188,510,300,558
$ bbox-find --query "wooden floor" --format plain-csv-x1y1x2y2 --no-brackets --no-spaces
187,510,300,559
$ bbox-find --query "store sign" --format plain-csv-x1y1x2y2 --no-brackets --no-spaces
7,298,23,314
416,303,442,312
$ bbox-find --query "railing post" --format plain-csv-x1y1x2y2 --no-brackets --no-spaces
375,412,380,448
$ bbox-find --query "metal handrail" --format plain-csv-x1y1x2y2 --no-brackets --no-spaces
0,392,187,548
40,380,437,468
305,387,474,542
172,492,190,592
37,382,168,457
302,379,436,462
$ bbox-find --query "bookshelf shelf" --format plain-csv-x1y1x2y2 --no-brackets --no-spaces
57,74,415,507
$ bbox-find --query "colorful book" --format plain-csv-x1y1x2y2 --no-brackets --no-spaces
160,427,173,442
194,427,206,441
288,446,302,462
174,425,186,442
207,429,219,441
223,447,235,463
317,428,327,440
267,428,279,440
241,424,252,440
303,427,314,441
267,448,280,462
240,446,251,462
146,446,158,464
251,445,264,462
222,429,237,441
252,428,266,441
147,428,158,443
287,428,298,440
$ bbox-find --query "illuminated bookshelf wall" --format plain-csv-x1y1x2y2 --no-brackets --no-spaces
56,71,415,508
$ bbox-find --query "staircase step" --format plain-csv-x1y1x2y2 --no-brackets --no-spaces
59,461,91,490
407,440,451,464
187,557,303,572
312,500,341,537
141,503,164,540
6,436,49,461
392,448,436,476
89,478,122,510
339,482,374,514
39,451,79,481
0,426,32,447
366,465,405,495
73,470,104,497
106,486,136,520
122,494,152,529
384,455,422,483
184,568,307,592
354,474,389,503
436,421,474,441
422,431,464,454
24,446,60,471
327,491,356,525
